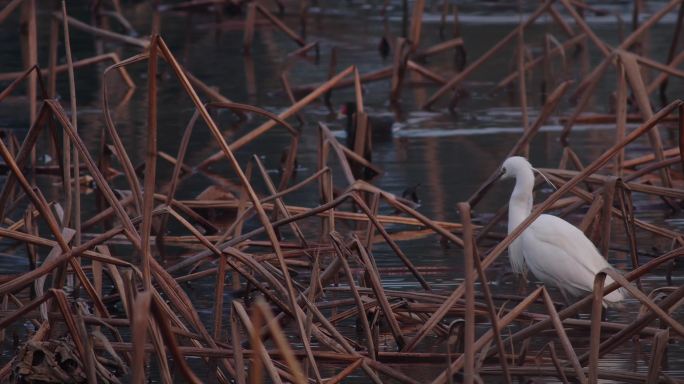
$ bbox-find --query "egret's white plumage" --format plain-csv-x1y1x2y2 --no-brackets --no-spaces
501,156,626,306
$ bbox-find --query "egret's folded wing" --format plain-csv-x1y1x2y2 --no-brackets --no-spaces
521,215,612,296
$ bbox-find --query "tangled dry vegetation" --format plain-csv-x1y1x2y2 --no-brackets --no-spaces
0,0,683,383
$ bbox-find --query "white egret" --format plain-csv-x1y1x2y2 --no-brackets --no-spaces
496,156,626,306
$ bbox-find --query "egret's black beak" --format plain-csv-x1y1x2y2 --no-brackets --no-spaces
467,167,505,207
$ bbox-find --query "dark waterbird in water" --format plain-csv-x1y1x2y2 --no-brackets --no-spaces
378,36,390,59
340,101,396,180
340,101,395,149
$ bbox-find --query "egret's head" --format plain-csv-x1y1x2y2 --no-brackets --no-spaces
469,156,534,206
500,156,532,180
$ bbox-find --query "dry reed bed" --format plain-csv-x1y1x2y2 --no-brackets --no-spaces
0,0,682,383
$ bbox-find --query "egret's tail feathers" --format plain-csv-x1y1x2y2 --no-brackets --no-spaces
605,298,627,311
603,276,629,307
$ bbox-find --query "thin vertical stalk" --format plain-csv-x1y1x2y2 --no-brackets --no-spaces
616,184,642,291
646,329,670,383
158,111,198,240
231,307,246,384
61,1,80,247
471,242,512,383
253,155,308,247
330,233,376,360
660,2,684,99
47,17,58,98
233,302,281,384
352,236,406,349
541,288,587,384
349,193,431,291
243,2,256,53
599,177,616,257
26,0,37,125
141,35,159,291
588,272,607,384
256,299,307,384
131,291,152,383
517,24,529,157
679,104,684,172
615,60,627,176
457,202,475,384
619,51,672,188
408,0,425,51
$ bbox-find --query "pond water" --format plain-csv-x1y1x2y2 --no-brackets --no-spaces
0,0,682,382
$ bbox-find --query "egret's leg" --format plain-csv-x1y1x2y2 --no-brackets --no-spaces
601,306,607,322
516,273,528,295
559,289,572,308
559,290,584,319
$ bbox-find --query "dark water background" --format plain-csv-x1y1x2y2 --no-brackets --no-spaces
0,1,683,382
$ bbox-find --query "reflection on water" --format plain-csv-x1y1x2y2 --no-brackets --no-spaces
0,0,682,382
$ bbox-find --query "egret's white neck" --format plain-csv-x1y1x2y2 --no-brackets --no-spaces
508,167,534,233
